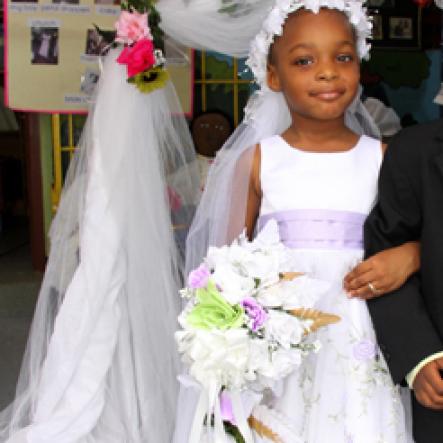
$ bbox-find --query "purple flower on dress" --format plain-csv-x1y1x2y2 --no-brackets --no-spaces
188,264,210,289
241,297,268,332
220,391,236,425
353,339,376,361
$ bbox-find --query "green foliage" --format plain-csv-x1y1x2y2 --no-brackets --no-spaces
206,55,233,92
362,50,431,89
204,54,252,96
224,421,246,443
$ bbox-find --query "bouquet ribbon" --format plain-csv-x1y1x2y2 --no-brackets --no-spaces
181,376,254,443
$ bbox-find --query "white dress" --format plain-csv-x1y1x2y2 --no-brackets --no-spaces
252,135,413,443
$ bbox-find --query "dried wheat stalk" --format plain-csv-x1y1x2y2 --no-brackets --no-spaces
248,415,284,443
289,308,341,334
279,272,304,281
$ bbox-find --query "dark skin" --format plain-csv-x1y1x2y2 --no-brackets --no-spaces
243,8,437,407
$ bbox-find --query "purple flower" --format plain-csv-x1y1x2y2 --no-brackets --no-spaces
241,297,267,332
188,264,210,289
353,339,376,361
220,391,236,425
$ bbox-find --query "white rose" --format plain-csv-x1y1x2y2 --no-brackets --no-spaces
280,276,331,309
184,329,251,389
258,348,302,379
241,252,280,287
211,263,255,304
265,310,304,349
256,284,284,308
248,339,270,374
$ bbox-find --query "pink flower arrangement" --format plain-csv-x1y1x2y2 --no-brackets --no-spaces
113,8,167,93
241,297,268,332
117,39,156,77
187,264,210,290
115,10,152,45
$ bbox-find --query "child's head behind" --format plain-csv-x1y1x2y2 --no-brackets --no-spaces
267,7,360,123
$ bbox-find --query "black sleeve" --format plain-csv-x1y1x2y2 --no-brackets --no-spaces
365,137,443,385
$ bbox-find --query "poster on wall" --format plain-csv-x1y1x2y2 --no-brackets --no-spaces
4,0,194,114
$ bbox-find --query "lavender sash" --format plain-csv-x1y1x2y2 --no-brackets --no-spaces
258,209,366,250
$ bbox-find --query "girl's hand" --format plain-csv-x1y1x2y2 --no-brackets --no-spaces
343,242,420,299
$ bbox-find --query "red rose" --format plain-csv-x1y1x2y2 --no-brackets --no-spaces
117,39,156,78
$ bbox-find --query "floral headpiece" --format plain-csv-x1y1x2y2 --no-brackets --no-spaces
113,1,169,94
246,0,372,90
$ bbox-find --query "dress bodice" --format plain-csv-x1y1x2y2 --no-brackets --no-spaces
258,135,382,252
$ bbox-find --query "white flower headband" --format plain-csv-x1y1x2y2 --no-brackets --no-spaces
246,0,372,90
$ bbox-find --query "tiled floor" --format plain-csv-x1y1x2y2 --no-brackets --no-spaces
0,221,41,410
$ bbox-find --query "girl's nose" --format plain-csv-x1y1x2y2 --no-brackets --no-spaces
316,63,338,81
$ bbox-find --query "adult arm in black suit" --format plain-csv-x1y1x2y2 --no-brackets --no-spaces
364,130,443,388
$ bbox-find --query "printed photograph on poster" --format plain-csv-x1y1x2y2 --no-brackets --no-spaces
31,27,59,65
85,28,109,56
94,0,120,5
389,17,413,40
52,0,80,4
80,68,100,96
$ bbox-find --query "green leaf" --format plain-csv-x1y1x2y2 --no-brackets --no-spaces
224,421,246,443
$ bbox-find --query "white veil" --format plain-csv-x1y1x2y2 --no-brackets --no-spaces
0,48,198,443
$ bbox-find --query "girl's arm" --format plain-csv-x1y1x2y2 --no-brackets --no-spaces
343,142,420,299
343,241,420,299
245,145,262,239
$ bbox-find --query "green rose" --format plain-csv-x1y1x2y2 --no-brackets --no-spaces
187,281,245,330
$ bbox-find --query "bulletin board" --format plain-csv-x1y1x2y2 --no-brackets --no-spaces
3,0,194,114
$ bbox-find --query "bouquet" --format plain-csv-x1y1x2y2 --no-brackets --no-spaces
176,220,340,443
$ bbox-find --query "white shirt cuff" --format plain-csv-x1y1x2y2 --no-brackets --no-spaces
406,352,443,388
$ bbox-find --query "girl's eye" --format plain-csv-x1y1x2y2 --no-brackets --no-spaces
294,57,314,66
337,54,354,63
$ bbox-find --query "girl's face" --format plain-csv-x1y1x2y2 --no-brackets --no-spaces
267,8,360,123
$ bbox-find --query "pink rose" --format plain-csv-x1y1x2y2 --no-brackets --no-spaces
117,39,156,77
188,264,210,289
115,10,152,45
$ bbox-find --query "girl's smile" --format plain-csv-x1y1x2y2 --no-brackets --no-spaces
308,87,347,102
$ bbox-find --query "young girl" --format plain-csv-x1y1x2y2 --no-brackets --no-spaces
180,2,418,442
